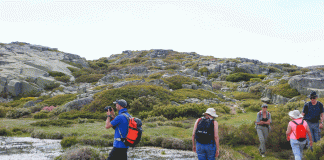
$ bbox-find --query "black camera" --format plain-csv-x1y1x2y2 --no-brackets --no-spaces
104,106,112,112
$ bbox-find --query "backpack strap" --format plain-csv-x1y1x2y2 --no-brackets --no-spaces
117,113,131,139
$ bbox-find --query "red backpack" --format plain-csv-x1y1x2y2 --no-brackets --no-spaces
292,120,307,142
118,113,143,147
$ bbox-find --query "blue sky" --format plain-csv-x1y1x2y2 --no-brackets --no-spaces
1,0,323,67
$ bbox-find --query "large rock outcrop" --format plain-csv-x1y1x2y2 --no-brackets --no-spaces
289,71,324,97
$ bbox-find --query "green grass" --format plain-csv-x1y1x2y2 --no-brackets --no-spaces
218,112,257,127
234,146,279,160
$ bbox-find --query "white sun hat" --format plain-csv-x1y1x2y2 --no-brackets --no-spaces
203,108,218,118
288,110,303,119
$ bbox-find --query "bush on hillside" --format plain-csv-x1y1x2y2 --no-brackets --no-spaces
83,85,172,112
44,82,61,90
54,75,70,83
30,119,74,127
6,108,31,119
75,74,105,83
48,71,66,77
164,64,180,70
207,72,219,80
55,145,106,160
129,95,162,115
162,75,202,90
249,83,265,94
232,92,261,100
289,71,302,76
226,73,265,82
268,83,300,98
198,67,208,74
171,89,220,102
0,128,12,136
0,106,14,118
138,103,229,119
29,103,48,113
60,136,78,149
304,138,324,160
58,111,106,120
148,72,164,79
67,67,79,73
33,112,49,119
41,94,77,106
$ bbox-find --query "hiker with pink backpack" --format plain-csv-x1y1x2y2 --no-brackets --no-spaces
286,110,313,160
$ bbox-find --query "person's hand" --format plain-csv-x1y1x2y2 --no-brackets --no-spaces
320,123,323,129
215,150,219,158
111,108,115,116
309,141,313,147
192,146,196,152
106,111,110,116
286,135,290,141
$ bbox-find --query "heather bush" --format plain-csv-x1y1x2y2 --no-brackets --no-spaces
30,119,74,127
172,117,188,121
42,106,58,112
143,115,167,122
48,71,66,77
226,73,265,82
58,111,106,120
148,72,164,79
0,128,12,136
164,64,180,70
33,112,49,119
207,72,219,80
304,138,324,160
41,94,77,106
29,103,47,113
61,136,78,148
171,89,220,102
268,83,300,98
232,92,261,100
44,82,60,90
55,145,106,160
6,108,31,119
31,130,64,139
75,74,104,83
162,75,202,90
0,106,14,118
54,75,70,83
83,85,172,112
129,95,162,115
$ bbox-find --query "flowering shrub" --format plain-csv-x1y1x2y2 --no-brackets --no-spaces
42,106,58,112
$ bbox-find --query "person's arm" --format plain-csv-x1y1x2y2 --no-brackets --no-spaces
320,112,323,129
255,113,264,125
214,121,219,158
192,119,199,152
306,125,313,146
263,113,271,125
286,123,291,141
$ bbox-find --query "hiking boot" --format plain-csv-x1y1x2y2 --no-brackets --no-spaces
262,154,266,158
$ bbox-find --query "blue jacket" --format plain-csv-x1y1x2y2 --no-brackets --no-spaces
110,108,130,148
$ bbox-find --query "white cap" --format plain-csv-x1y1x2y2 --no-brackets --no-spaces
203,108,218,118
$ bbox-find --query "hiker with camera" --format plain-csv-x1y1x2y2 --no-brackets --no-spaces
286,110,312,160
192,108,219,160
255,103,272,158
302,91,324,146
105,99,131,160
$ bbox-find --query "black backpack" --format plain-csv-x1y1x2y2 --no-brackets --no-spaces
195,117,215,144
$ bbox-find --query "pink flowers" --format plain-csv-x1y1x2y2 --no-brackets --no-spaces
42,106,58,112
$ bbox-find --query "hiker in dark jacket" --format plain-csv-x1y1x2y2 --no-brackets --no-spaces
286,110,312,160
302,91,324,146
105,99,130,160
192,108,219,160
255,103,272,158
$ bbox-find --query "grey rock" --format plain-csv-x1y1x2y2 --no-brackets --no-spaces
113,79,145,89
7,80,22,96
20,68,49,78
98,75,123,85
21,81,41,94
23,101,36,108
148,79,169,89
199,84,212,91
130,66,148,75
261,97,271,103
221,87,230,92
272,94,290,104
171,101,180,106
63,96,93,111
289,71,324,96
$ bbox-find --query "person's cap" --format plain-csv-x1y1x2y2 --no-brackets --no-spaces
288,110,303,119
261,104,268,108
113,99,127,108
308,91,318,98
203,108,218,118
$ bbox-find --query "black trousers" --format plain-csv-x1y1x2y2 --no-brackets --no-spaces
107,147,128,160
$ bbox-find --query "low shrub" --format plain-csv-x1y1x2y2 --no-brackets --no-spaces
6,108,31,119
0,106,14,118
226,73,266,82
54,145,106,160
44,82,61,90
145,123,157,128
246,101,263,112
83,85,172,112
143,115,167,122
30,119,75,127
164,64,180,70
172,117,188,121
54,75,70,83
162,75,202,90
75,74,105,83
48,71,66,77
164,121,184,128
31,130,64,139
304,138,324,160
207,72,219,80
232,92,261,100
42,94,77,106
58,111,106,120
171,89,220,102
0,128,12,136
268,83,300,98
61,136,78,148
129,95,162,115
148,72,164,79
33,112,49,119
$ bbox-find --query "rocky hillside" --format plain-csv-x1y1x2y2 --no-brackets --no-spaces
1,42,324,107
